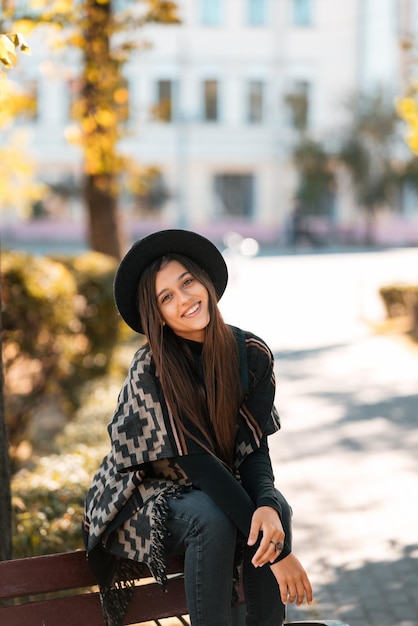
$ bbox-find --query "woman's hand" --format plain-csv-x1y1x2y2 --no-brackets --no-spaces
270,554,313,606
247,506,285,567
247,506,313,607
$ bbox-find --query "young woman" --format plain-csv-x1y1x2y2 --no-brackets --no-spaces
83,229,313,626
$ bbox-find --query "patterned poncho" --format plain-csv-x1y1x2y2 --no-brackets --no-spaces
83,326,280,626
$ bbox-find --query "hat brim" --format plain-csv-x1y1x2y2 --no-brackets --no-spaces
114,229,228,334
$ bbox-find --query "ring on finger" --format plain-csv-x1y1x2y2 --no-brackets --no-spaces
270,540,284,553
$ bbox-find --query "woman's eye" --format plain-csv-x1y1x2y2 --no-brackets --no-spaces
161,293,171,304
184,277,193,286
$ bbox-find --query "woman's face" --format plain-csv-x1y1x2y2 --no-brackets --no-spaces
155,259,210,342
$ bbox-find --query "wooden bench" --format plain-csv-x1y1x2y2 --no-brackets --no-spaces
0,549,350,626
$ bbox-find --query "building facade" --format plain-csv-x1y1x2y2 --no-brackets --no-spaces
4,0,418,245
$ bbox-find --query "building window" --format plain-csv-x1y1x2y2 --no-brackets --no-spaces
154,79,177,122
247,80,264,123
200,0,222,25
247,0,267,25
284,80,310,131
214,174,254,217
292,0,312,26
203,80,219,122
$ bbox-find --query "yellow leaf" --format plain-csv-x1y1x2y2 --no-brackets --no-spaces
113,87,129,104
11,20,34,36
0,35,17,68
67,33,85,48
95,109,115,127
53,0,74,12
0,133,47,218
397,97,418,117
8,33,31,54
81,117,97,133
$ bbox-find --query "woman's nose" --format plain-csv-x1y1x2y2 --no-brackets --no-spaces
178,289,190,303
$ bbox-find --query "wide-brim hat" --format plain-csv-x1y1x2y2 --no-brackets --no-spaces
114,229,228,334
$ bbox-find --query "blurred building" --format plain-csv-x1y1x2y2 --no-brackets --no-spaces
4,0,418,246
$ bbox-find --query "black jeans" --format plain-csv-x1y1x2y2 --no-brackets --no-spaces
164,489,288,626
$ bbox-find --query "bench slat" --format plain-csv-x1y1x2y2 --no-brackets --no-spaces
0,593,104,626
126,577,188,623
0,550,94,598
0,576,187,626
0,550,185,599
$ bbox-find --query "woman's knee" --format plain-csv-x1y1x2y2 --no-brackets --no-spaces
166,490,236,563
189,490,236,540
168,489,236,537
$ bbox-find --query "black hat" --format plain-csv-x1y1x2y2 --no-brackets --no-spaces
114,229,228,334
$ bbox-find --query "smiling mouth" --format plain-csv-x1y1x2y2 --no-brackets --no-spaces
183,302,201,318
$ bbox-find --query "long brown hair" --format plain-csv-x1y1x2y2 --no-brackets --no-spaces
137,254,240,466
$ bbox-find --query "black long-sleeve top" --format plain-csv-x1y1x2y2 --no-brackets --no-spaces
174,337,291,561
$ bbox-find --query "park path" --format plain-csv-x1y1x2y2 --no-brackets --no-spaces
220,247,418,626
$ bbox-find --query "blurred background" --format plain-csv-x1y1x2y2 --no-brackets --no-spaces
3,0,418,255
1,2,418,625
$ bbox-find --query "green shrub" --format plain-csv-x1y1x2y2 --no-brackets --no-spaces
11,374,123,557
2,250,126,452
2,252,79,445
379,283,418,342
56,251,123,383
379,284,418,319
12,449,93,556
4,250,141,557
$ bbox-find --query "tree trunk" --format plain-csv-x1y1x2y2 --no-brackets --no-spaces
0,281,12,561
82,0,125,260
85,174,124,259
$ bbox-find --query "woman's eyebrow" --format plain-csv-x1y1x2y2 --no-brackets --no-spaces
156,272,190,299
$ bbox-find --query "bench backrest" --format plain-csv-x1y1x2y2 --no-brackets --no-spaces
0,549,190,626
0,549,351,626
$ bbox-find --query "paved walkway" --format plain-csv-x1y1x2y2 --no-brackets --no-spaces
272,332,418,626
220,248,418,626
